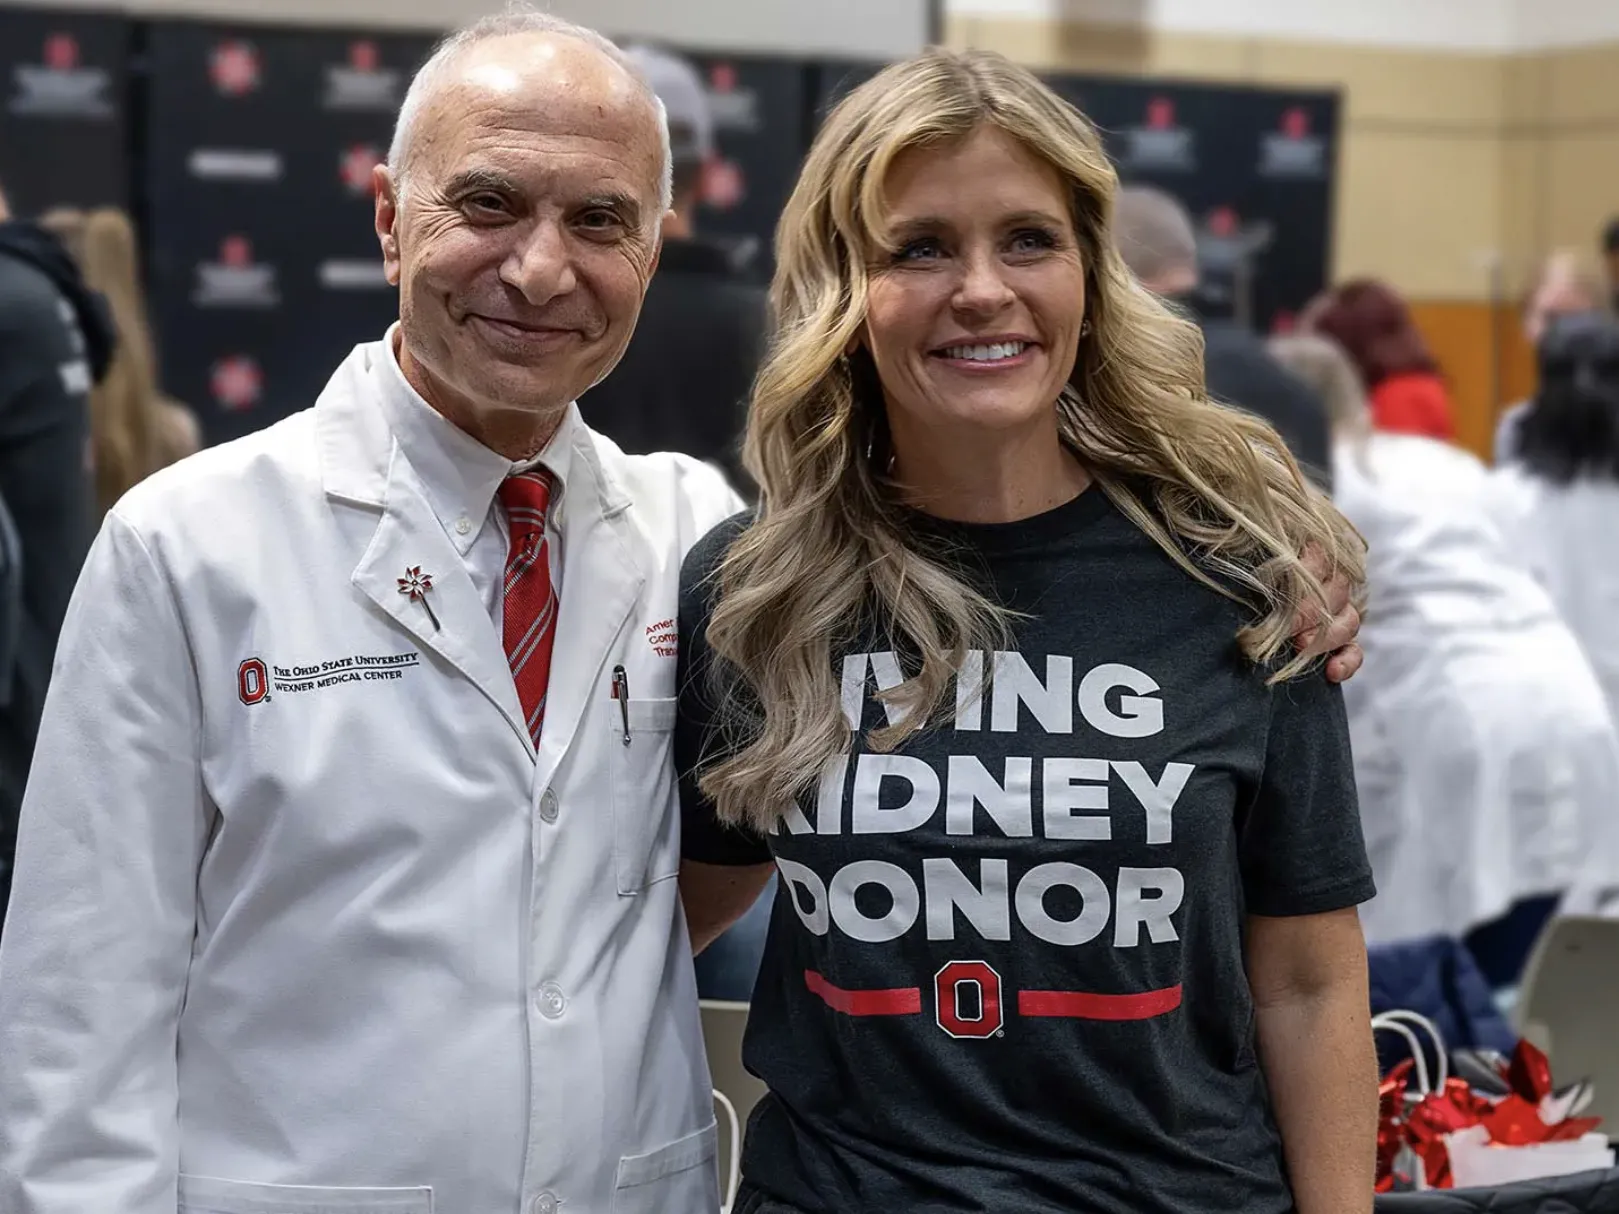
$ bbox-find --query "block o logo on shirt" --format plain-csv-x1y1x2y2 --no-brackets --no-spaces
238,658,269,705
935,960,1004,1040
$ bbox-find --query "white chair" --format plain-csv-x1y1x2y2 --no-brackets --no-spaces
702,1000,767,1213
1514,915,1619,1128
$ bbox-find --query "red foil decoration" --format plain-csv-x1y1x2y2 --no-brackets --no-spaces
1374,1040,1606,1191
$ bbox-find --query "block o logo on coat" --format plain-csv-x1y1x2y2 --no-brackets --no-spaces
935,960,1004,1039
237,658,269,705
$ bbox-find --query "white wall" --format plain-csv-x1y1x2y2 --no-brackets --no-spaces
945,0,1520,51
948,0,1619,52
1515,0,1619,49
0,0,929,57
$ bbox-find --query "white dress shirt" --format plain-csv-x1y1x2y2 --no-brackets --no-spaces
374,323,571,621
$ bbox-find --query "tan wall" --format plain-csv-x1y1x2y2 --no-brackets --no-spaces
942,14,1619,457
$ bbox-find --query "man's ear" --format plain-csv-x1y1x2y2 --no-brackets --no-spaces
647,227,663,282
374,166,403,288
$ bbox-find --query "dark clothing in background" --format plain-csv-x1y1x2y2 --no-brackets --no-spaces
1200,317,1334,490
582,236,765,495
0,220,111,921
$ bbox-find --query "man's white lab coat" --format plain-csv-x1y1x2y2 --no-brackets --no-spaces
0,338,744,1214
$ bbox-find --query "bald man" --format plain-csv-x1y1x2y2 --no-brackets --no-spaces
1115,185,1332,487
0,12,739,1214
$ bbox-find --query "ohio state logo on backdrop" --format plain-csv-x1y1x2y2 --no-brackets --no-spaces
324,39,400,111
209,39,261,97
1259,105,1327,178
702,160,745,210
340,144,384,197
1198,206,1274,272
9,31,113,118
705,60,759,133
211,355,263,411
193,235,279,308
44,33,78,71
1123,95,1195,172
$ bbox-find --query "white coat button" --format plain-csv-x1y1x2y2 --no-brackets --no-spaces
539,788,559,824
533,1193,559,1214
455,517,472,536
538,983,566,1019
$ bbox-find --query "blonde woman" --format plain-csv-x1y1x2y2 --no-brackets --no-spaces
41,208,200,515
677,50,1376,1214
1271,335,1619,982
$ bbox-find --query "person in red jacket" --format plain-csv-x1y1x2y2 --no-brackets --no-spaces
1302,279,1455,440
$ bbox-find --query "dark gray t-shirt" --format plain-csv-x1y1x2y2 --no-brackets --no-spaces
678,488,1373,1214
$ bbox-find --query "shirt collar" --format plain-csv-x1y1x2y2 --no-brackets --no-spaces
372,323,576,554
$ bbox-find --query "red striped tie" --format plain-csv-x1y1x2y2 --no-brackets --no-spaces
498,470,558,746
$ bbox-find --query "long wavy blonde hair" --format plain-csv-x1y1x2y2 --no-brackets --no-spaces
42,207,200,515
700,49,1365,833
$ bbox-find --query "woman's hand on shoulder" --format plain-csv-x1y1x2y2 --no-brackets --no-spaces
1291,542,1363,683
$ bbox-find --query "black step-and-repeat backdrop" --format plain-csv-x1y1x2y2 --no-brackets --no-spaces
683,53,806,279
0,7,130,214
1049,76,1339,332
0,7,1339,444
143,22,435,444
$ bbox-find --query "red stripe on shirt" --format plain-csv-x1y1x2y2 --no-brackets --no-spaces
804,970,923,1016
1018,985,1183,1021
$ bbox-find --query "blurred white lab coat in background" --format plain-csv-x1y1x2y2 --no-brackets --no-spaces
1334,433,1619,946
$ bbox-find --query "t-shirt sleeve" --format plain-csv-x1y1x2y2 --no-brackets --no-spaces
1237,667,1376,917
676,514,774,867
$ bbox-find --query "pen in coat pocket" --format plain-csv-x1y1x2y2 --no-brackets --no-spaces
612,665,631,745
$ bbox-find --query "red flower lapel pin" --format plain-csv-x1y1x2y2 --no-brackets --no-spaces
397,565,440,631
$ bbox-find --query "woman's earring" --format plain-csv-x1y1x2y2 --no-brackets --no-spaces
1080,319,1093,338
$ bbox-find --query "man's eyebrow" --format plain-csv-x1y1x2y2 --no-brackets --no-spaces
582,191,644,228
442,167,520,196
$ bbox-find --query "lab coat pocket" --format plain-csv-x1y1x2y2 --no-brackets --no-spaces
178,1175,433,1213
610,696,680,894
612,1121,720,1214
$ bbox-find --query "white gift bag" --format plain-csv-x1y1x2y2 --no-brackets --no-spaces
1445,1123,1616,1190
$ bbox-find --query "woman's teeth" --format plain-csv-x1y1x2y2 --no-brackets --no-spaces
940,341,1028,362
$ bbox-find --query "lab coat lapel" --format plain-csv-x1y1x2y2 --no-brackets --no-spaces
533,437,644,793
352,447,534,756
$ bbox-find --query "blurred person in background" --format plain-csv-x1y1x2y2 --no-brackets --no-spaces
1303,279,1455,441
0,180,112,928
1604,217,1619,313
1490,312,1619,760
1272,333,1619,983
584,44,765,496
604,45,774,1004
1493,251,1602,463
42,208,201,515
1114,184,1332,486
